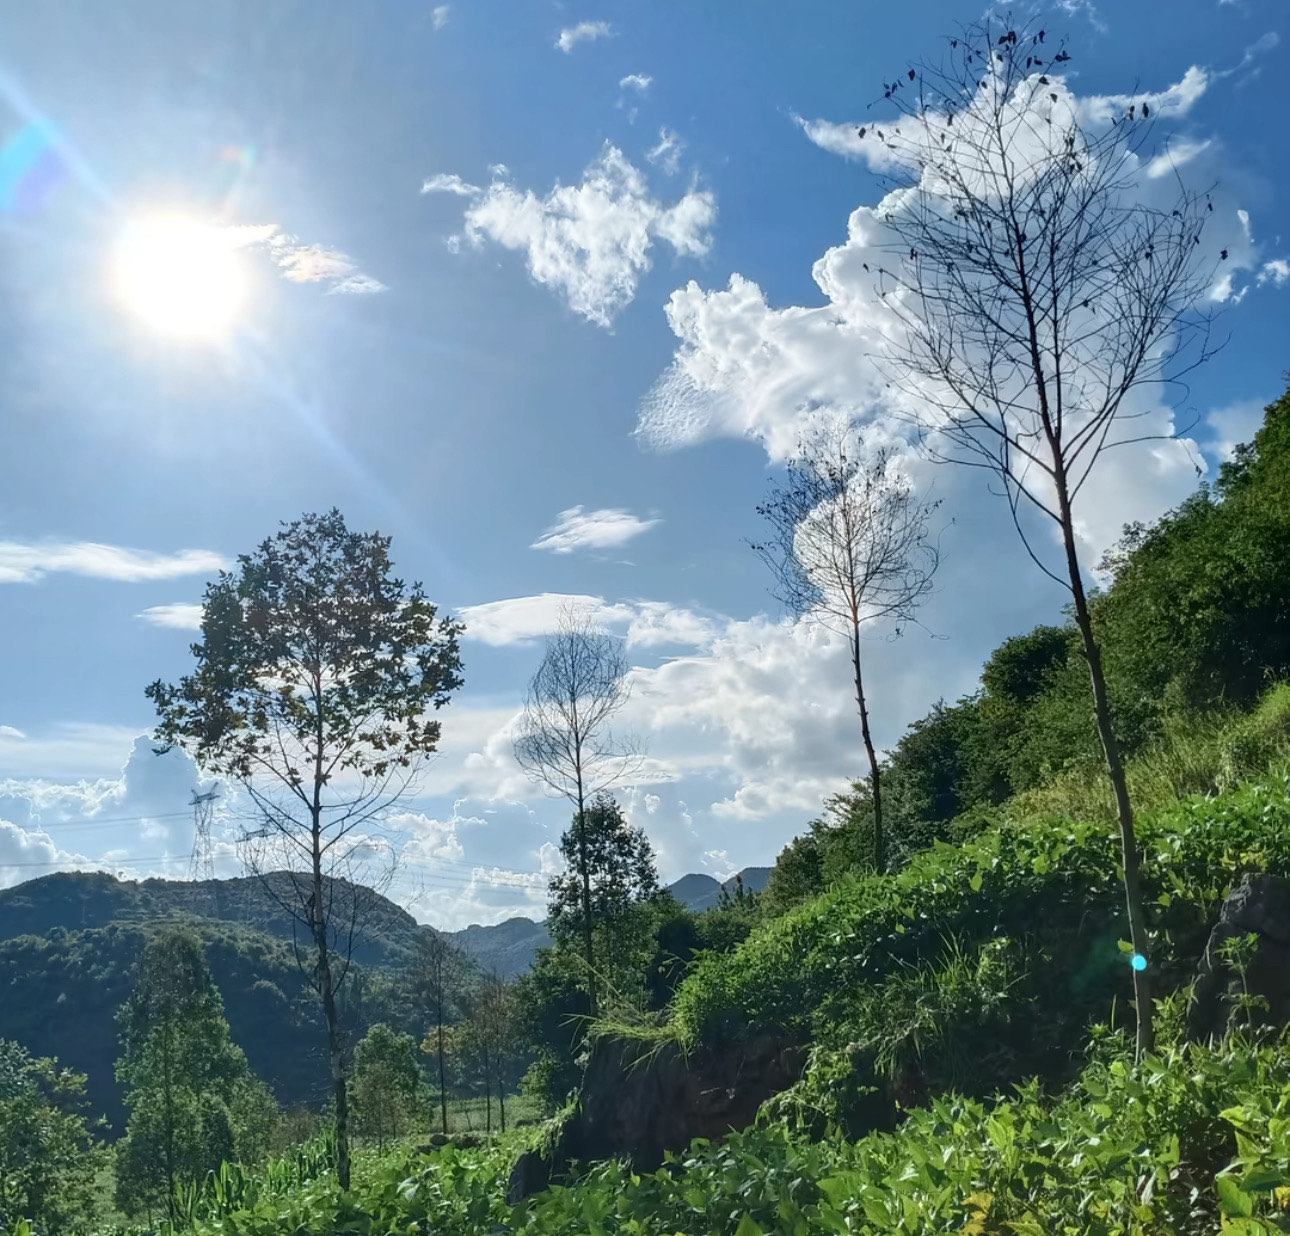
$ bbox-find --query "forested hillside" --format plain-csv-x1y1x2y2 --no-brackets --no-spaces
0,871,423,969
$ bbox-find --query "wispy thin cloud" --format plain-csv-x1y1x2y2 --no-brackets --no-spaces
531,506,661,554
647,128,685,175
329,274,388,295
1258,259,1290,287
136,603,204,630
1080,66,1211,124
0,726,25,740
1144,138,1212,179
273,242,356,283
422,173,482,198
0,542,226,585
432,5,450,30
556,21,612,53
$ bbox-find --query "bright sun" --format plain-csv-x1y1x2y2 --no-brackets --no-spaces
113,215,248,340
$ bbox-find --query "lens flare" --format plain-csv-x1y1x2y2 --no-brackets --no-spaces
0,122,66,213
113,215,248,340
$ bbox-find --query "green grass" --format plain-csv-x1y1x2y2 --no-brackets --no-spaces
413,1092,540,1137
1005,684,1290,826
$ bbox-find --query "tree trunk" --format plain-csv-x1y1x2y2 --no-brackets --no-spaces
575,775,597,1016
1055,474,1154,1059
498,1074,507,1133
851,628,884,873
312,825,352,1190
436,1018,448,1136
162,1020,177,1226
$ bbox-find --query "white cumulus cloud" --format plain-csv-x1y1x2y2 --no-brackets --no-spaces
642,58,1253,579
453,145,716,326
620,73,652,93
556,20,612,53
432,5,450,31
530,505,661,554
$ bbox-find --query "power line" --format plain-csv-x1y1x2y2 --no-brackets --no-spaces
14,811,192,831
0,853,548,888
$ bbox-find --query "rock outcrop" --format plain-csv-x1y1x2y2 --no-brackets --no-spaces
509,1033,804,1202
1189,873,1290,1041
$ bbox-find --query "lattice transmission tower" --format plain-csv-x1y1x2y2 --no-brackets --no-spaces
188,789,220,883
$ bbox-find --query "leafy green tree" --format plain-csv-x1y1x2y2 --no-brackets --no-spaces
513,948,587,1114
407,930,469,1136
352,1024,421,1151
548,793,659,1001
147,509,464,1189
1097,389,1290,712
113,928,272,1223
0,1041,102,1236
453,976,521,1133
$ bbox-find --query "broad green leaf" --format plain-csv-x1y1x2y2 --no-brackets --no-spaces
1218,1174,1256,1218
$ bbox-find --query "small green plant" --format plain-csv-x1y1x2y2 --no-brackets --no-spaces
1220,931,1271,1032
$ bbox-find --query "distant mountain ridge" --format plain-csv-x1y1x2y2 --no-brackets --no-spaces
0,869,424,969
0,864,775,979
0,864,773,1125
445,867,773,975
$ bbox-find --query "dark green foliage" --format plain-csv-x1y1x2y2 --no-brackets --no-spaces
352,1024,421,1150
1096,390,1290,713
674,777,1290,1091
547,793,658,971
0,918,408,1131
761,386,1290,893
113,928,276,1220
0,871,425,972
174,1031,1290,1236
0,1040,102,1235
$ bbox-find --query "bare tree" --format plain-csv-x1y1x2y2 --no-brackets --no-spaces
868,19,1217,1055
753,421,940,873
513,609,643,1014
147,510,464,1188
408,929,468,1136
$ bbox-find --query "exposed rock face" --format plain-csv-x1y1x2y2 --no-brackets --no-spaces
1189,873,1290,1041
509,1033,804,1202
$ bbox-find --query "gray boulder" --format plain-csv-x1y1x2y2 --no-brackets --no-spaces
1188,873,1290,1041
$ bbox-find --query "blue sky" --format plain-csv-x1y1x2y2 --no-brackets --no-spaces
0,0,1285,928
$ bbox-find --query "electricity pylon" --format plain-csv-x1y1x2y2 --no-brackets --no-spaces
188,789,219,884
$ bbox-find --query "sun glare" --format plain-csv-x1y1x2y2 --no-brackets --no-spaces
113,215,248,340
